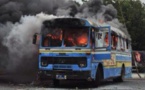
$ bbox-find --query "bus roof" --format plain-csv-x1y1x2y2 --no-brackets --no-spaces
43,18,92,27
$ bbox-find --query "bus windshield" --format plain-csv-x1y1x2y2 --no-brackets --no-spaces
41,27,89,47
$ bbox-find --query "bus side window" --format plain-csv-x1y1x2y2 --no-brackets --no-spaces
96,32,104,47
116,36,121,50
120,37,125,51
126,39,129,50
42,35,50,47
127,40,132,51
111,33,118,50
124,38,127,52
104,32,109,47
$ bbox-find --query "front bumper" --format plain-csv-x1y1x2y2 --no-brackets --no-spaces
38,70,91,80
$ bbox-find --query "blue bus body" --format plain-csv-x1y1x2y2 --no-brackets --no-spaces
35,18,132,86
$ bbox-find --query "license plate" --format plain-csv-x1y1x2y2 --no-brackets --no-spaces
56,75,67,79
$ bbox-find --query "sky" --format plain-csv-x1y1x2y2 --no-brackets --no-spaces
141,0,145,3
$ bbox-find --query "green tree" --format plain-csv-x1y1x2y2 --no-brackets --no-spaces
104,0,145,50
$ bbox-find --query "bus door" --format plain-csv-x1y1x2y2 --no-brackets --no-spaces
95,26,117,77
95,26,111,50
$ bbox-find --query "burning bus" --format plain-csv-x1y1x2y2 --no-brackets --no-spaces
33,18,132,86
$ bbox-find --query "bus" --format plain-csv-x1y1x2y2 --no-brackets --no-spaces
33,18,132,86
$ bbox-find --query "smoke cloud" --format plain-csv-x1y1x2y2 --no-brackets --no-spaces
0,0,77,23
0,0,130,83
0,13,63,82
76,0,117,21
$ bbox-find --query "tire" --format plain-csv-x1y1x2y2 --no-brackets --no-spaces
93,67,103,87
113,66,125,82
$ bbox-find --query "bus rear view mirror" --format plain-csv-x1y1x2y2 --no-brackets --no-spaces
33,33,40,45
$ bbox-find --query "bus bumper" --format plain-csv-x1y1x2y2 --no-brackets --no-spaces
38,70,91,80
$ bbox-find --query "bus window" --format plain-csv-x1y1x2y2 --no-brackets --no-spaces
77,33,88,45
124,39,127,51
123,39,125,50
42,28,62,47
117,36,121,50
115,36,118,49
128,40,132,51
126,39,129,49
64,28,89,47
111,35,118,50
96,32,104,47
43,37,49,47
125,39,132,52
120,37,125,51
104,32,109,47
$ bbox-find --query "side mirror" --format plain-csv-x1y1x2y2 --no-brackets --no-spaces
33,33,40,45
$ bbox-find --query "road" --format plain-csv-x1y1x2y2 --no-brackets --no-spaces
0,79,144,90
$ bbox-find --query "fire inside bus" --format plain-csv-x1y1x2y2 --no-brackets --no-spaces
33,18,132,86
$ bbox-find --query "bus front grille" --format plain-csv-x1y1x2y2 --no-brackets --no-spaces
41,57,87,67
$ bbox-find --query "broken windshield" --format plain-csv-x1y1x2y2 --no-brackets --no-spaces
41,27,89,47
64,28,89,47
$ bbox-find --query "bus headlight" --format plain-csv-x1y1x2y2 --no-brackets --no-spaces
41,59,48,67
78,60,87,68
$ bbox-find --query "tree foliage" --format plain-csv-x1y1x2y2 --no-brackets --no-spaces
104,0,145,50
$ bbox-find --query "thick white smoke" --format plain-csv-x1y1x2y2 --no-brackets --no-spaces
1,13,71,73
3,16,40,70
0,13,65,82
2,13,61,71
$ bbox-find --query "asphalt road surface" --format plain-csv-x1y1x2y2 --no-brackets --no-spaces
0,79,145,90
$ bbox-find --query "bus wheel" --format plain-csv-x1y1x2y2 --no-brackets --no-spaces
113,67,125,82
94,68,103,87
53,79,60,87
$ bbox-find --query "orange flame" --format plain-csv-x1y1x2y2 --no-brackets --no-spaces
77,34,87,45
46,30,62,40
104,33,109,46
